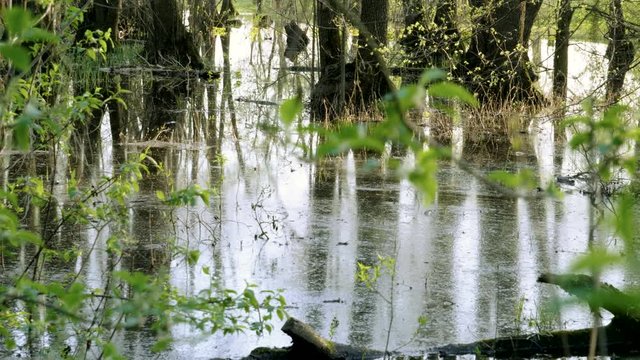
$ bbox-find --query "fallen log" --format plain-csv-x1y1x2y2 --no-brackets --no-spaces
232,274,640,359
538,273,640,321
99,66,220,80
434,273,640,358
240,317,385,360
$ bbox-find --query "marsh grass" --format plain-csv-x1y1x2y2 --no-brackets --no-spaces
73,42,145,89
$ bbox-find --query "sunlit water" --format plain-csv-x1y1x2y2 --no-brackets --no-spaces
3,19,639,360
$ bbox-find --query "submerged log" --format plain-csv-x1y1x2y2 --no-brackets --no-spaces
538,273,640,320
281,317,337,358
241,317,385,360
99,66,220,80
434,273,640,358
236,274,640,359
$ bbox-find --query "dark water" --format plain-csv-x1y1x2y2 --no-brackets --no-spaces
3,19,638,360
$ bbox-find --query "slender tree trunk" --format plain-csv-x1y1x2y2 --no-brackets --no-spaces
552,0,573,101
605,0,634,104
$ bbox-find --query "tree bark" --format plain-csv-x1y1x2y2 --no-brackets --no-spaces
316,0,342,70
605,0,634,104
400,0,460,70
355,0,390,105
400,0,428,68
552,0,573,101
457,0,545,105
76,0,122,50
146,0,204,69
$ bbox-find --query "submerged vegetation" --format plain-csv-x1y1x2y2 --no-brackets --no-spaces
1,0,640,358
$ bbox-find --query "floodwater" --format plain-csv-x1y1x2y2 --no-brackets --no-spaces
3,19,640,360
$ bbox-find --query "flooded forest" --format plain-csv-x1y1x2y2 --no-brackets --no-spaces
1,0,640,358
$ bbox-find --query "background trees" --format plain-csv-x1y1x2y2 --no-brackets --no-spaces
309,0,637,116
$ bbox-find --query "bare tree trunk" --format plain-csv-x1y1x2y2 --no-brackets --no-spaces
357,0,387,65
146,0,204,69
76,0,122,50
355,0,389,103
605,0,634,104
457,0,545,105
316,0,341,70
552,0,573,101
310,0,390,120
400,0,428,67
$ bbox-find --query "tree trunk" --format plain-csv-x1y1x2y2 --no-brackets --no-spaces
310,0,343,120
316,0,341,70
355,0,390,104
431,0,460,67
605,0,634,104
457,0,545,105
552,0,573,101
400,0,460,71
76,0,122,50
146,0,204,69
310,0,390,120
400,0,427,68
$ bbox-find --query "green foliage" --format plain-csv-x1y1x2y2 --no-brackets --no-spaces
281,67,480,205
157,184,216,206
0,7,287,358
356,254,396,297
487,169,537,190
279,94,303,127
562,101,637,182
77,28,114,61
0,7,58,72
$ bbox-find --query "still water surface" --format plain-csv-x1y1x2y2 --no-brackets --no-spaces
5,19,639,359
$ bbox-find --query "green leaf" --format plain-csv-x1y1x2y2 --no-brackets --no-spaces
85,48,97,61
22,27,59,43
0,44,31,71
408,149,439,204
4,8,32,38
102,342,125,360
187,250,200,266
13,113,32,150
419,68,447,86
279,96,302,126
151,337,172,352
488,169,537,189
614,194,635,244
428,82,478,107
388,84,424,112
568,132,590,149
571,248,622,273
560,115,590,128
316,124,386,157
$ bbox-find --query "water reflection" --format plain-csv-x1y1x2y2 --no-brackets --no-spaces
5,20,640,359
